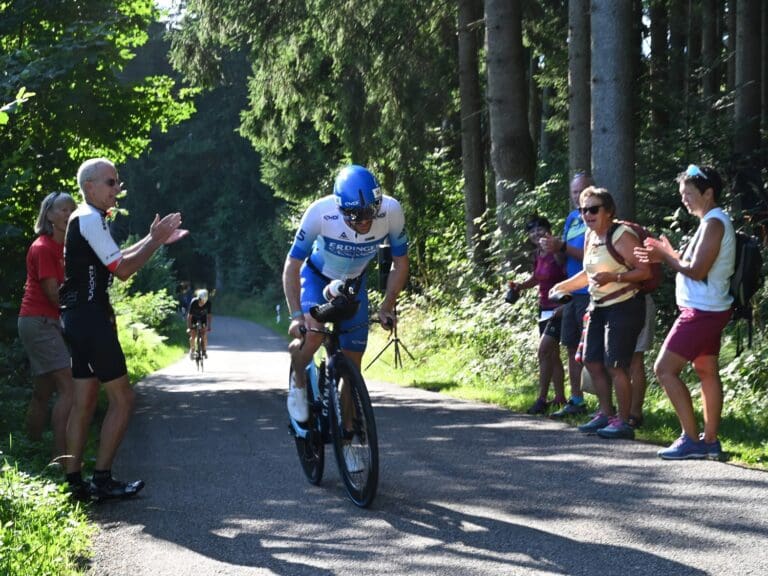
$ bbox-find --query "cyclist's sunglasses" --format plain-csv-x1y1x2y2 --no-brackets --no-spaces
685,164,709,181
580,204,603,215
341,200,381,223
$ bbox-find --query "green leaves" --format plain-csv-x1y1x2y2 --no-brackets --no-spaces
0,87,36,126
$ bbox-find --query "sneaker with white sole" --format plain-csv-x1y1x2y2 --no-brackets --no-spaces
343,439,364,474
287,382,309,422
657,433,707,460
698,433,722,460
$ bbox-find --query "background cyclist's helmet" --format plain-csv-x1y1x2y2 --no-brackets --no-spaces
197,289,208,303
333,164,382,223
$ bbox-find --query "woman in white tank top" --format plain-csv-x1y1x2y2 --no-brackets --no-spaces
635,164,735,461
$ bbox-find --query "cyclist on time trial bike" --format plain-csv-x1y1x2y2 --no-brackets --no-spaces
283,164,409,423
187,288,212,359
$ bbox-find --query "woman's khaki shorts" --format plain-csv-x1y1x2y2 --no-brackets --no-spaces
18,315,71,376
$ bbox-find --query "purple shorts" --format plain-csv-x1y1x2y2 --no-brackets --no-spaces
662,307,732,361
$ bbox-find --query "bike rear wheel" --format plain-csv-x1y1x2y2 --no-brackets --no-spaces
329,355,379,507
290,366,324,485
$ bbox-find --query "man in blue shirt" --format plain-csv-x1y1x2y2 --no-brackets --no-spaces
543,172,593,417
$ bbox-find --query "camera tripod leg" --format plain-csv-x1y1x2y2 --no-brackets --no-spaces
365,334,416,370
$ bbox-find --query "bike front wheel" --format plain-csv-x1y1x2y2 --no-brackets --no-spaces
329,354,379,507
290,366,324,485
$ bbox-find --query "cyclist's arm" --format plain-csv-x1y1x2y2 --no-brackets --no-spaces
283,255,305,336
207,313,213,331
380,254,408,318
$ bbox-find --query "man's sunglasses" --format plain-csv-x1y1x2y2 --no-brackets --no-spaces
341,201,381,223
90,178,120,187
580,205,603,215
685,164,709,181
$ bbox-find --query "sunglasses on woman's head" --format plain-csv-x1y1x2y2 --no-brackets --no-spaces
685,164,709,181
580,205,603,215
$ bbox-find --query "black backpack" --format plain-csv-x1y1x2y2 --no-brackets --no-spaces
730,230,764,354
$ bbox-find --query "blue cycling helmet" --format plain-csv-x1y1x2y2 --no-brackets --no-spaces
333,165,382,222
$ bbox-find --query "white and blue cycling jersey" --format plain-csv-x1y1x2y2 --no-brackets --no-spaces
288,194,408,352
288,195,408,278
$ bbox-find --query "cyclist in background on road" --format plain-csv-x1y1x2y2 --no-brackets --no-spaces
282,164,409,431
187,288,212,359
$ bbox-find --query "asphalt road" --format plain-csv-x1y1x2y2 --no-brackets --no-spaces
89,316,768,576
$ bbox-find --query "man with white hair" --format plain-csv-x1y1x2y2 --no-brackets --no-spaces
60,157,187,501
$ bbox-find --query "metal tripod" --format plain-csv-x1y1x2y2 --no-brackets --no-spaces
365,307,415,370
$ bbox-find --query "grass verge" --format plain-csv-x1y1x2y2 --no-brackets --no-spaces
0,316,188,575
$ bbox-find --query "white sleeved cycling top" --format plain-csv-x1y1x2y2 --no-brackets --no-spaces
288,195,408,279
59,203,122,310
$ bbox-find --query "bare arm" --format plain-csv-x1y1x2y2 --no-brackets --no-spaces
113,213,183,281
637,220,723,281
39,277,59,308
282,255,305,338
592,231,651,286
380,254,409,324
550,270,588,295
541,235,584,262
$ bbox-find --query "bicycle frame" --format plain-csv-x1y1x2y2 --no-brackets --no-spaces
288,312,380,507
288,318,370,441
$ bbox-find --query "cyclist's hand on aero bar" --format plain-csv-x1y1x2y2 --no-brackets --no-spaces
289,316,306,339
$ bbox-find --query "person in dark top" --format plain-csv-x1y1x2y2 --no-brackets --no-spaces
507,216,567,415
61,157,188,501
186,288,212,358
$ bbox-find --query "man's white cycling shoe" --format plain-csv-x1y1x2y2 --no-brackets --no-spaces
287,382,309,422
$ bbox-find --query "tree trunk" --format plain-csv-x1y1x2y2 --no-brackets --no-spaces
568,0,591,175
591,0,635,218
529,51,542,158
649,0,669,135
687,0,702,98
732,0,763,214
727,0,736,92
701,0,720,105
458,0,487,263
762,0,768,131
734,0,761,158
486,0,535,233
669,0,688,120
540,85,554,162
